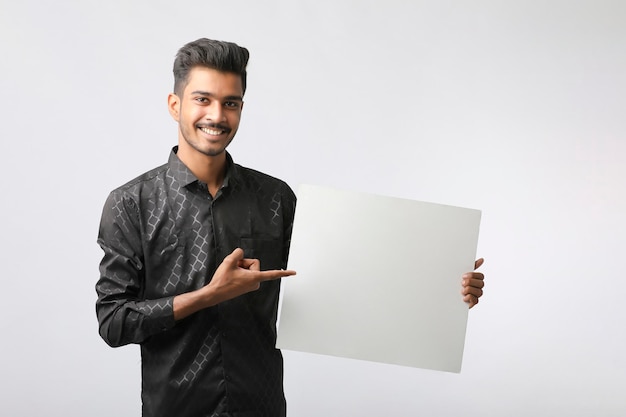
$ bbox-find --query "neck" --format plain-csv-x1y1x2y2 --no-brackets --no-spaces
177,146,227,196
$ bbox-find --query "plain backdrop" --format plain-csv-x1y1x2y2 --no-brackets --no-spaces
1,1,624,416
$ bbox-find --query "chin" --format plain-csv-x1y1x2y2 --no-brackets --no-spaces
203,148,226,157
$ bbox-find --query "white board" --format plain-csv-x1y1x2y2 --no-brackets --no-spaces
277,184,481,372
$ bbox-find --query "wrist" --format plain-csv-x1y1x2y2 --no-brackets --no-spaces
173,287,214,321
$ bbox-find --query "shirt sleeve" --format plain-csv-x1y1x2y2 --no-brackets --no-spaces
95,190,176,347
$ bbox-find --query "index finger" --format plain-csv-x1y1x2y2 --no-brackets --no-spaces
463,272,485,282
256,269,297,282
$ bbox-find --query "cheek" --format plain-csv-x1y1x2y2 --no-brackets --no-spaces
180,107,202,124
229,112,242,128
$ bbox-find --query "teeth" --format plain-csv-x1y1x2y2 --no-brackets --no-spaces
200,127,223,135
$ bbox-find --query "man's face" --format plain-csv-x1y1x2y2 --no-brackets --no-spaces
169,66,244,158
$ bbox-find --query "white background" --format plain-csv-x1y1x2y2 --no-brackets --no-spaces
1,1,624,416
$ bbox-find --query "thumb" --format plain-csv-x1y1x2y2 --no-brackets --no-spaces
474,258,484,270
225,247,245,264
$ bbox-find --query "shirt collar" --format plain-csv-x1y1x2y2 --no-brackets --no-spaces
168,146,240,189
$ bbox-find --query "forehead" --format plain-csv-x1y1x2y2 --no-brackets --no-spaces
183,66,243,97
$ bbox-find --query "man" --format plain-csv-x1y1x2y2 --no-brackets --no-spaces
96,38,485,417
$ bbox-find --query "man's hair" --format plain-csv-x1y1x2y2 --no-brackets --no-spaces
173,38,250,96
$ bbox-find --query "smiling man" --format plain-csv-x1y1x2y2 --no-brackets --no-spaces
96,38,486,417
96,39,297,417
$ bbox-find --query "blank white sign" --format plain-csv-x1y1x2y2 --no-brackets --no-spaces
277,184,481,373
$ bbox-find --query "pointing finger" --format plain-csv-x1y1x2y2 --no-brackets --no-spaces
257,269,297,282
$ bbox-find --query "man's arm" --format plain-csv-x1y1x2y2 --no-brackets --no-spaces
96,191,176,347
96,192,295,347
173,248,295,320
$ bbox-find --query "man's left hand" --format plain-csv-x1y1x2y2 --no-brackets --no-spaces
462,258,485,308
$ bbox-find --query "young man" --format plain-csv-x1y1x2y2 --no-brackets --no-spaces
96,38,485,417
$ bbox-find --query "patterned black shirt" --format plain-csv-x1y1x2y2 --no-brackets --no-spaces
96,148,296,417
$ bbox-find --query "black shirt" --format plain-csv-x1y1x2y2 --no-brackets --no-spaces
96,148,296,417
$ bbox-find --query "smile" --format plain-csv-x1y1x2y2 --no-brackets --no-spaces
199,127,226,136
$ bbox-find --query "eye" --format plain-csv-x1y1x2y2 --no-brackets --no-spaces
195,97,209,104
224,101,240,109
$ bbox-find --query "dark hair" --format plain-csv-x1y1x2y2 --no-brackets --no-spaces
173,38,250,96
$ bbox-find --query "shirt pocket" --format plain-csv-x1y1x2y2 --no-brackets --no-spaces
239,237,284,270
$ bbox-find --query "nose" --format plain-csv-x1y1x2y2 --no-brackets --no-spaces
207,101,226,123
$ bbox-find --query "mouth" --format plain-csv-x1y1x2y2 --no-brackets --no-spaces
198,124,231,136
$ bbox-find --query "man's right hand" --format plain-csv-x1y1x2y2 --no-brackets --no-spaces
173,248,296,320
206,247,296,304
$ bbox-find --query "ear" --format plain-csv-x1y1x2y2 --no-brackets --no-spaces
167,93,181,121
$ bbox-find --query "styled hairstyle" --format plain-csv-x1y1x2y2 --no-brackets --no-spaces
173,38,250,96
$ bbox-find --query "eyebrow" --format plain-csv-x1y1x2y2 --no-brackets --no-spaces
190,90,243,101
